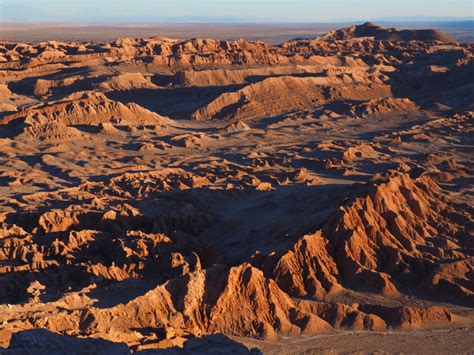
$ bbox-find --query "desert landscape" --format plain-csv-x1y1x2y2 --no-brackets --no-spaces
0,21,473,353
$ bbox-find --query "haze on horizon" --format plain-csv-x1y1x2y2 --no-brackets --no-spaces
1,0,473,23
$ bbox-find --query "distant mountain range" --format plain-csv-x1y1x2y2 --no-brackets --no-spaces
2,9,473,24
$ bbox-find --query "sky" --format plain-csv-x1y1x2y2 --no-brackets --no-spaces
1,0,473,23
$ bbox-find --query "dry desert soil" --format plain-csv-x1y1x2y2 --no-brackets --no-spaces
0,22,473,353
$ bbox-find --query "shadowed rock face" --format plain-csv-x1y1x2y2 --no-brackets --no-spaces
3,329,262,354
0,23,473,353
3,328,130,354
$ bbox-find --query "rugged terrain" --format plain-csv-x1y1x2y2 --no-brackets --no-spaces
0,22,473,353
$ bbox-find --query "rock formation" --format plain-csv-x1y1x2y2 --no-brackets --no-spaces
0,23,472,352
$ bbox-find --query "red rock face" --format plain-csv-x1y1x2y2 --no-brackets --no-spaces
269,174,473,304
0,22,472,352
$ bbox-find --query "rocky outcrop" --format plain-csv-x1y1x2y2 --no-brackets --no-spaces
96,72,157,91
345,97,418,117
269,231,342,299
266,174,473,304
192,74,391,120
2,91,169,127
322,22,456,43
84,264,332,341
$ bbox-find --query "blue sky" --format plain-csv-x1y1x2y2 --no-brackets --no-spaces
1,0,473,23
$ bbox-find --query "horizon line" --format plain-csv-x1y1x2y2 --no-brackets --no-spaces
2,18,474,25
